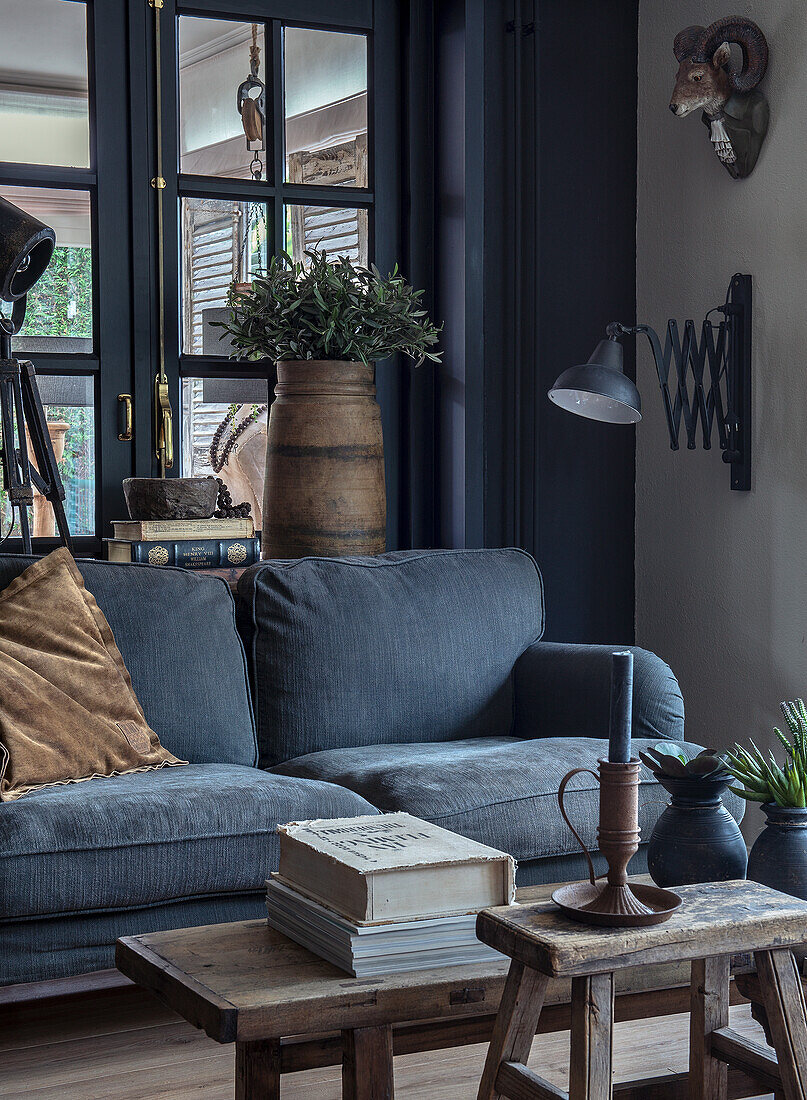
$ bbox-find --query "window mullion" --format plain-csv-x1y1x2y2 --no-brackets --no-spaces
271,19,285,258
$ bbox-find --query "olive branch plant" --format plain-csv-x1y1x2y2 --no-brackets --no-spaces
725,699,807,808
213,249,442,367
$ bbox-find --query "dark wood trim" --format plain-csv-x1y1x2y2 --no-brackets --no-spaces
461,0,490,549
0,165,97,188
177,0,372,28
0,968,132,1007
128,0,160,481
372,0,404,550
90,0,136,530
402,0,436,549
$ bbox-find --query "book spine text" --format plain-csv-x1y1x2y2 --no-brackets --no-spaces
129,538,258,568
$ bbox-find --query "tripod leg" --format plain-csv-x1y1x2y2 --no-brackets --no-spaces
17,495,31,554
0,366,33,554
12,369,33,555
18,360,72,553
50,495,73,554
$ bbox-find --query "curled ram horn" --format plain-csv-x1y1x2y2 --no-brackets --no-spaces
673,25,705,62
694,17,769,94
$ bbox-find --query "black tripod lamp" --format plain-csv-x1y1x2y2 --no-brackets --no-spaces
0,195,73,553
548,274,752,491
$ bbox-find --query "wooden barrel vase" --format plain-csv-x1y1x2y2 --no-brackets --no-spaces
262,361,386,558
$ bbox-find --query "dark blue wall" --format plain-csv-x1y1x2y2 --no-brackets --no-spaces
428,0,638,644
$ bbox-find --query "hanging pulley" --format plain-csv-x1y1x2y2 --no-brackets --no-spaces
237,25,265,180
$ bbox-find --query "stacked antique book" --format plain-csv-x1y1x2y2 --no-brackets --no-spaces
266,812,516,977
104,516,259,569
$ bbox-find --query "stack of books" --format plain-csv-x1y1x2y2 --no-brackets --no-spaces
266,812,516,977
104,516,259,569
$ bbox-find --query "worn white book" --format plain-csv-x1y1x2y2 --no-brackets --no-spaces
111,517,254,541
266,876,505,977
276,812,516,925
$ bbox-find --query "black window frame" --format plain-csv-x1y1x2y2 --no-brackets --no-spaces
0,0,134,556
0,0,404,551
148,0,394,490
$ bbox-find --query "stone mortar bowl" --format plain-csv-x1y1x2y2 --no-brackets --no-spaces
123,477,218,520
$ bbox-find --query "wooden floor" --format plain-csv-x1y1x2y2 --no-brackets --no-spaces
0,983,775,1099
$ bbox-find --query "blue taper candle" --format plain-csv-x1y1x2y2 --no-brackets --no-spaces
608,650,634,763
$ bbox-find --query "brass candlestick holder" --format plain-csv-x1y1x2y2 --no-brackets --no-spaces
552,758,682,927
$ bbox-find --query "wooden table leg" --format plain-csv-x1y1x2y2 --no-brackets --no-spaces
235,1039,281,1099
477,959,550,1100
691,955,730,1100
342,1025,394,1100
569,972,614,1100
755,949,807,1100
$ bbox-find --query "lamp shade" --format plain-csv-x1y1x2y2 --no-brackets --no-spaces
548,336,642,424
0,196,55,303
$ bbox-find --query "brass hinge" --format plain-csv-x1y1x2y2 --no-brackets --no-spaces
151,177,166,189
148,0,163,9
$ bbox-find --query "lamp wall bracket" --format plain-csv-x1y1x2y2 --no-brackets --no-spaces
633,274,751,491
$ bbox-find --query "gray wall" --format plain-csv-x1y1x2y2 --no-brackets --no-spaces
637,0,806,839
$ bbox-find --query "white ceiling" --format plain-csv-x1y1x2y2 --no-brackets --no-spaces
0,4,367,124
0,0,88,92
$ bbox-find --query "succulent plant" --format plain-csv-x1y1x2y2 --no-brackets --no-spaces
638,743,731,780
725,698,807,808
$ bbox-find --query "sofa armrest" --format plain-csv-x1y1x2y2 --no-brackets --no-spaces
513,642,684,743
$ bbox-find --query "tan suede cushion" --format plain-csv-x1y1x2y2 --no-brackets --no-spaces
0,548,186,801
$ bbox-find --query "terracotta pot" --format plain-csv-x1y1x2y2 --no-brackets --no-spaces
28,421,69,538
262,361,386,558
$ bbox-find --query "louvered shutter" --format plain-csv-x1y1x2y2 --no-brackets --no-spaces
181,201,242,475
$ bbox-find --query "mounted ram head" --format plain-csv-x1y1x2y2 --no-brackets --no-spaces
670,17,770,179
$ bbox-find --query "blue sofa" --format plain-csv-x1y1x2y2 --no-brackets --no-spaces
0,547,725,987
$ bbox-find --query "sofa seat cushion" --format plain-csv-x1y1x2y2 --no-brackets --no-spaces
238,549,544,767
272,737,743,863
0,763,378,920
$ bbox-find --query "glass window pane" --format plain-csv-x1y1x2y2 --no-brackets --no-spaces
284,28,368,187
180,197,267,355
181,378,268,526
0,374,95,537
285,203,369,266
0,185,93,354
179,17,267,181
0,0,90,168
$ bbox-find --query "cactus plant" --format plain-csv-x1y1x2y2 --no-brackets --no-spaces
724,699,807,808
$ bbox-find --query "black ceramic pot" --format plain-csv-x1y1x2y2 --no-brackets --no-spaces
647,774,748,888
747,804,807,899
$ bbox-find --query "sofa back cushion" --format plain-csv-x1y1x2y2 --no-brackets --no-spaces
237,548,544,767
0,557,257,767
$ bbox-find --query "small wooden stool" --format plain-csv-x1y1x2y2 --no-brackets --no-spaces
476,880,807,1100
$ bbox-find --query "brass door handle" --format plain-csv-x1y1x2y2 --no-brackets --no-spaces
154,376,173,473
117,394,133,441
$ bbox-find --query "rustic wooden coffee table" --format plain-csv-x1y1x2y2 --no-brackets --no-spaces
115,878,770,1100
